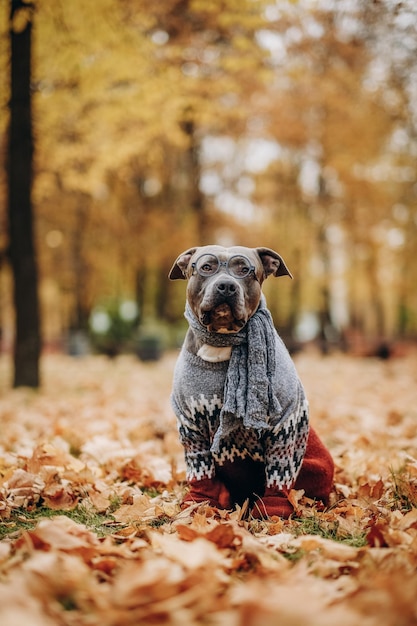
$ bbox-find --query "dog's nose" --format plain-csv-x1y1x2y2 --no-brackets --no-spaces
216,280,237,297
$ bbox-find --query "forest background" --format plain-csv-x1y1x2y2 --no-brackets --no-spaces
1,0,417,386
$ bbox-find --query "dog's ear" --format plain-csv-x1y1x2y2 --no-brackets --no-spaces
168,247,197,280
256,247,293,279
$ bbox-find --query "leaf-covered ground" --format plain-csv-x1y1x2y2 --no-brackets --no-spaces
1,349,417,625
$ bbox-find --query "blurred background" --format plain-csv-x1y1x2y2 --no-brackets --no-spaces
1,0,417,380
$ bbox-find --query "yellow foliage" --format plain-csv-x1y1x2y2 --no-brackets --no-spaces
1,0,417,339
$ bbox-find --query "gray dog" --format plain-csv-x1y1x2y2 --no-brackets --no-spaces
169,245,334,518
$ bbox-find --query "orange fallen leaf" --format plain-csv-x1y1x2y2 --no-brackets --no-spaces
27,516,100,562
206,522,237,549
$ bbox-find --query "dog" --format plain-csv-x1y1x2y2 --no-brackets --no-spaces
169,245,334,518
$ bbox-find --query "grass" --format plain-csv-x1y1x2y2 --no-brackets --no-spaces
147,514,172,528
1,489,369,549
0,501,122,540
291,514,367,548
390,464,417,511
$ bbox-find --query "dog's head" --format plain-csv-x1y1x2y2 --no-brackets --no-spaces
169,245,292,333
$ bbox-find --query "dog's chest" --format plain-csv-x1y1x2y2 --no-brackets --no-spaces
197,344,232,363
172,348,229,413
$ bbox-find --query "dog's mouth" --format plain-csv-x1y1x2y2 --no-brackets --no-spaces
200,303,246,333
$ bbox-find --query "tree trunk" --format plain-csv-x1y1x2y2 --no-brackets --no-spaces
71,197,90,331
7,0,41,387
181,117,210,243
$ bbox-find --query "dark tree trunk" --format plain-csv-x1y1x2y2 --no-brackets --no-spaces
181,117,210,243
7,0,41,387
71,197,90,331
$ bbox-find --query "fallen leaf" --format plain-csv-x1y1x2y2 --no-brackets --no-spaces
1,352,417,626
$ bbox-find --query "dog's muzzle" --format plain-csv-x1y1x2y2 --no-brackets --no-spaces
199,277,246,333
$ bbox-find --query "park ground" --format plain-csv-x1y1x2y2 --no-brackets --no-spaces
1,347,417,625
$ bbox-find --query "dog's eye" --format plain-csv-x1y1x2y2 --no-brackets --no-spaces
234,264,250,276
196,254,219,276
229,256,252,278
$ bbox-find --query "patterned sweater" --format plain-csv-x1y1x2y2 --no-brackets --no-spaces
171,329,309,490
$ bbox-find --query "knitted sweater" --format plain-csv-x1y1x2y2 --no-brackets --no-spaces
171,319,309,490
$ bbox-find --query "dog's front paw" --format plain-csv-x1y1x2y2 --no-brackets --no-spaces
251,487,294,519
181,477,232,510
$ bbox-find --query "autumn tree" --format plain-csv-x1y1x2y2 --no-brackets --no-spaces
30,0,270,334
248,1,417,343
1,0,416,353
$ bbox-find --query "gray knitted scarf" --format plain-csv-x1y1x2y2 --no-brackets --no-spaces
184,297,283,452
